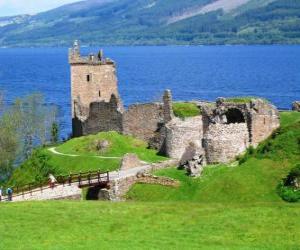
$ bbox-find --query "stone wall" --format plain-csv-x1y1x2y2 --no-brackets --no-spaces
163,116,203,159
292,101,300,112
249,100,280,147
203,123,249,164
123,103,164,143
74,95,123,136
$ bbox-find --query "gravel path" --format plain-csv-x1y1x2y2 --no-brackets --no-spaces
48,147,121,159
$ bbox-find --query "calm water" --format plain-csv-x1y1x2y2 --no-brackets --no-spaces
0,46,299,137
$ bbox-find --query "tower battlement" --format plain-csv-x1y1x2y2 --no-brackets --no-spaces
69,41,115,66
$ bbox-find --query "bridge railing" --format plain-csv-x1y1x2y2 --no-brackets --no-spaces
10,170,109,198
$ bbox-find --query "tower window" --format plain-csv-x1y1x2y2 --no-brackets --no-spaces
99,91,101,97
87,74,92,82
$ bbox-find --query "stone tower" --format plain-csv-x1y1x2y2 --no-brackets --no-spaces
69,41,120,118
69,41,122,136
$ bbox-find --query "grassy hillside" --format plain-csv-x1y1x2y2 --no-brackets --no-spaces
7,132,166,187
127,111,300,202
1,112,300,249
0,0,300,46
0,201,300,249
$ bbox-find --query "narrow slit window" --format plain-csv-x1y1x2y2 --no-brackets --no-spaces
99,91,101,97
87,74,91,82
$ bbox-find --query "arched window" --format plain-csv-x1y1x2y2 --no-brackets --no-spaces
225,108,245,124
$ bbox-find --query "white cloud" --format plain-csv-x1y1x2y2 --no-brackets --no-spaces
0,0,81,17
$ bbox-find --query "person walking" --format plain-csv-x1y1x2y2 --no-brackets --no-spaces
49,174,57,189
0,187,2,202
6,187,13,201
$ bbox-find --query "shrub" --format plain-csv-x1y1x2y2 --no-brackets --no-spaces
284,164,300,187
278,164,300,202
277,182,300,203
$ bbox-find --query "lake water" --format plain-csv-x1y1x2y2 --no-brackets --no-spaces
0,45,299,137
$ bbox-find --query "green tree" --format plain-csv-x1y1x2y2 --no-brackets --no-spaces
0,93,58,180
51,122,59,144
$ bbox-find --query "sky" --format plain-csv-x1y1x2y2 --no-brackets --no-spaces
0,0,81,17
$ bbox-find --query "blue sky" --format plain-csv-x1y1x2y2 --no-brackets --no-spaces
0,0,81,17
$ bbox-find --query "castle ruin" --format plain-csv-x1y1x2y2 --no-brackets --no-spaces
69,43,280,167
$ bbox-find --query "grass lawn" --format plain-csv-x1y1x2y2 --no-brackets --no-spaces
2,112,300,249
172,102,201,118
8,132,167,187
56,131,166,163
0,201,299,250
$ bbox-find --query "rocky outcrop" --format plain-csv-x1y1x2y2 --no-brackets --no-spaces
179,142,205,177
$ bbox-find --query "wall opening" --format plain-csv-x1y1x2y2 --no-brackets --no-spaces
225,108,245,124
87,74,91,82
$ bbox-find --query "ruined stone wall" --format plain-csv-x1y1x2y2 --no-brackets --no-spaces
163,116,203,159
71,63,119,118
249,100,280,147
76,96,123,136
203,123,249,164
123,103,164,143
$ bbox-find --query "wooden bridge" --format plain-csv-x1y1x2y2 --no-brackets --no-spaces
2,159,178,202
5,170,110,202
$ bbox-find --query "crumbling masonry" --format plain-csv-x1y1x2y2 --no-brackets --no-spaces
69,43,280,167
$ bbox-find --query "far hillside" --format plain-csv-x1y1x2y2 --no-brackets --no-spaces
0,0,300,46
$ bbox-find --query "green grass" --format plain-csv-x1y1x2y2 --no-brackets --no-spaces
8,132,167,187
172,102,201,118
224,96,268,104
2,112,300,249
280,111,300,127
127,112,300,203
56,131,166,163
0,201,300,250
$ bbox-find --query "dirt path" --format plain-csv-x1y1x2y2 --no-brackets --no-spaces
48,147,121,159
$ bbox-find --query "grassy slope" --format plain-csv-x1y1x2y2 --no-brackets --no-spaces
127,112,300,202
1,112,300,249
8,132,166,187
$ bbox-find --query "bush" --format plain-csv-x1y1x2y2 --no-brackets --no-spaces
278,164,300,202
277,182,300,203
284,164,300,186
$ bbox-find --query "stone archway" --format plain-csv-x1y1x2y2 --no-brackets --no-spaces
225,108,245,124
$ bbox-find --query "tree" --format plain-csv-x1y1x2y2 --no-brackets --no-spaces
0,94,21,180
14,94,58,159
51,122,59,144
0,93,58,181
